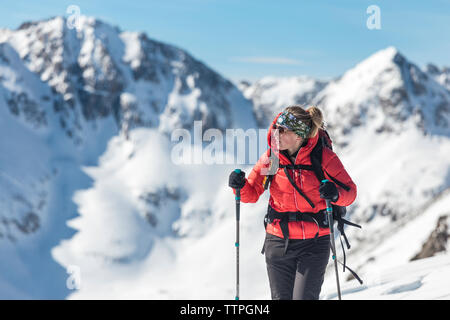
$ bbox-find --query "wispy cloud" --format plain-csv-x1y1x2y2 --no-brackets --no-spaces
230,56,303,66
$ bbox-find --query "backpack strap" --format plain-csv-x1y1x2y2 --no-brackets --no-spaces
263,138,351,196
279,164,313,170
283,167,315,209
310,136,326,182
310,133,351,192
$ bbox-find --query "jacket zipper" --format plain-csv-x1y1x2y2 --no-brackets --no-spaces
292,152,301,212
292,150,306,240
299,169,305,239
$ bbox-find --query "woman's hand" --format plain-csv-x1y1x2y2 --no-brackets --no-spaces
319,181,339,203
229,170,246,189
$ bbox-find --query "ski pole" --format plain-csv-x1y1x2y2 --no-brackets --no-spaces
234,169,242,300
322,179,342,300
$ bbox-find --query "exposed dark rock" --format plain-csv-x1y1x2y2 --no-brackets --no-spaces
12,212,40,234
410,214,449,261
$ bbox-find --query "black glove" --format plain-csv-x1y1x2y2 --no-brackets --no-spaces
229,170,246,189
319,180,339,203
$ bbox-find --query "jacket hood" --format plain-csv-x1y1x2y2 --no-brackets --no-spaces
267,111,319,165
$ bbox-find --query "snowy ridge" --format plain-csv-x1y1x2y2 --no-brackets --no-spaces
426,63,450,91
0,15,255,141
241,76,328,128
312,47,450,140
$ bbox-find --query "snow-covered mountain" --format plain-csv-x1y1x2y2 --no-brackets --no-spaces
307,46,450,215
313,47,449,140
0,16,255,298
240,76,328,128
0,15,449,300
0,16,255,139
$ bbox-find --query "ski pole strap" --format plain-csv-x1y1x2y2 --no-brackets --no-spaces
336,258,363,285
335,226,363,285
335,216,362,249
339,236,346,273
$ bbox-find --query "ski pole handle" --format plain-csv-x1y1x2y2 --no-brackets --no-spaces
234,169,241,191
321,179,333,225
321,179,332,208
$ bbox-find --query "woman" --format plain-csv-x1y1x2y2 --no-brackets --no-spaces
228,105,357,300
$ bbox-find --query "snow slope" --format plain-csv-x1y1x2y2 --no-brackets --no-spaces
323,252,450,300
321,189,450,300
52,128,270,299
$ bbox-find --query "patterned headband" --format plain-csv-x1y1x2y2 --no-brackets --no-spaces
275,110,311,138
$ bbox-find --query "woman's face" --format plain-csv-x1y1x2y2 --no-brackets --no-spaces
273,126,303,151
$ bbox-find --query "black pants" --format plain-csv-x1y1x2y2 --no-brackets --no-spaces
264,233,330,300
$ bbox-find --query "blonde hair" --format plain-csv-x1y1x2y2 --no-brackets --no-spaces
284,105,324,138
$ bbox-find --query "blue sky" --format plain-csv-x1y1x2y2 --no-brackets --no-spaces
1,0,449,83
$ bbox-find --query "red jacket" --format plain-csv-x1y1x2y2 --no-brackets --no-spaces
233,112,357,239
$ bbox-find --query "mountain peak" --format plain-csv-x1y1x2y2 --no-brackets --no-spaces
376,45,400,59
311,46,450,139
16,15,102,30
0,15,256,143
348,46,404,78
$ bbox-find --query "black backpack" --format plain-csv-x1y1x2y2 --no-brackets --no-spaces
262,129,363,283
